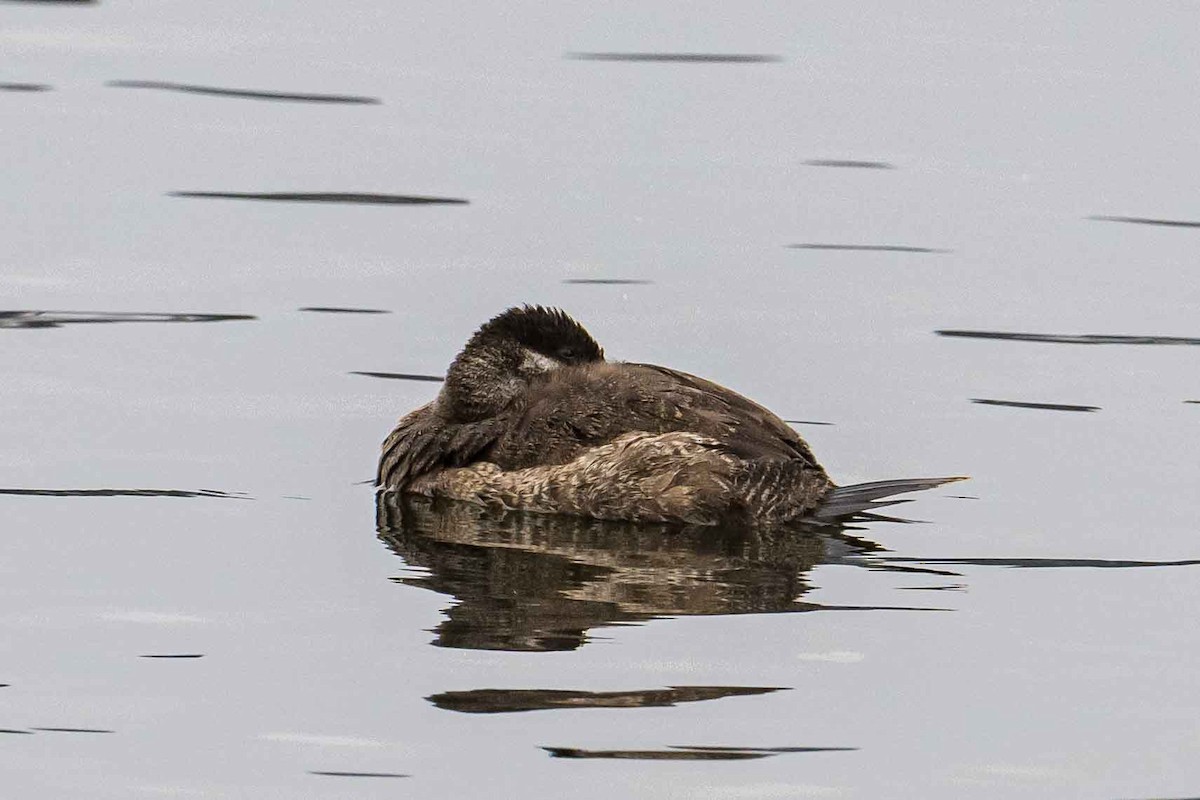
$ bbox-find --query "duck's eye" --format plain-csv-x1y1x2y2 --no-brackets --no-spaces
558,347,577,360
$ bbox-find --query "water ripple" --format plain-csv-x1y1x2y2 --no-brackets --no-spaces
805,159,895,169
1,83,51,92
937,330,1200,346
971,399,1099,413
170,191,468,205
0,488,247,499
428,686,785,713
789,243,949,253
108,80,379,105
567,52,781,64
543,745,854,760
351,371,444,383
1090,215,1200,228
309,771,409,778
0,310,255,330
563,278,653,285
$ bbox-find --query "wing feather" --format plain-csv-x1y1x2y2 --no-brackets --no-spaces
631,364,819,466
376,402,501,489
485,362,824,473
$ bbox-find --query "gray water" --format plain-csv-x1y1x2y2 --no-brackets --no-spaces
4,2,1200,797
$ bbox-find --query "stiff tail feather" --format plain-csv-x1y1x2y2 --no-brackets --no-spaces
811,476,968,521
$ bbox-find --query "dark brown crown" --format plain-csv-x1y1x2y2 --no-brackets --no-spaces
473,305,605,365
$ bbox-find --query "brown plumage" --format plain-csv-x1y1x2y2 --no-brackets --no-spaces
377,306,962,524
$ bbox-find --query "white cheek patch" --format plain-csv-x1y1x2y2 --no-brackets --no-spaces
520,348,560,373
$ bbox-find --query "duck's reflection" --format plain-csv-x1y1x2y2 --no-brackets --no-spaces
376,494,924,652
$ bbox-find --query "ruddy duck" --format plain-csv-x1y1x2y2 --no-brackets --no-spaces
377,306,962,525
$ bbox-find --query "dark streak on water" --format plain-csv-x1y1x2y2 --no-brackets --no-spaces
140,654,205,659
865,561,962,578
107,80,380,105
1185,400,1199,404
785,419,835,426
566,52,782,64
681,745,858,754
170,191,469,206
820,603,947,612
0,311,256,329
805,159,895,169
299,306,390,314
0,729,34,735
1090,215,1200,229
0,484,248,496
972,398,1100,413
543,745,853,760
937,330,1200,346
544,747,771,761
428,686,785,714
788,243,949,254
0,489,246,501
309,771,410,779
351,371,444,382
890,557,1200,570
30,727,114,734
562,279,653,285
897,584,967,592
1,83,51,92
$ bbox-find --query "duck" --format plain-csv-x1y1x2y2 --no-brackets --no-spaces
377,305,962,525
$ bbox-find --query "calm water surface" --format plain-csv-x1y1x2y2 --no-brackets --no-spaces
3,3,1199,798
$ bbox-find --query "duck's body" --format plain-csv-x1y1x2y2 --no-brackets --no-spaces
377,306,956,525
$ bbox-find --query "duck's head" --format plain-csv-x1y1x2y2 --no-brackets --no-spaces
441,305,605,421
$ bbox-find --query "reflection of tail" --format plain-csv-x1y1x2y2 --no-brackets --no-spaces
812,477,967,521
